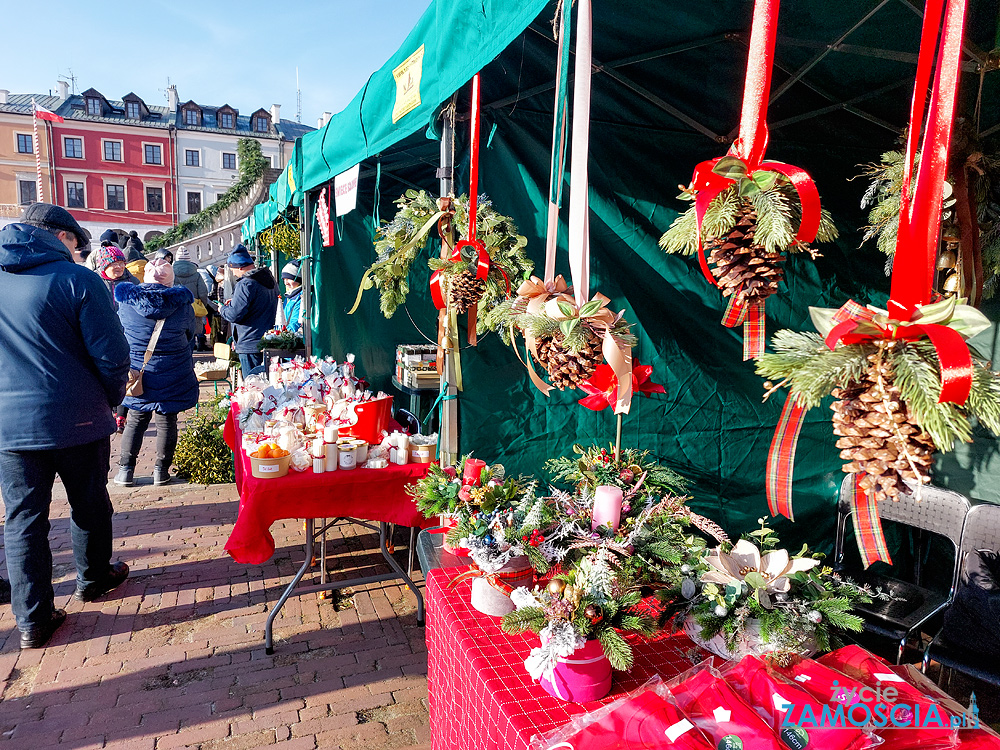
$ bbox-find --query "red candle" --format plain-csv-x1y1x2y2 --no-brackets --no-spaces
462,458,487,486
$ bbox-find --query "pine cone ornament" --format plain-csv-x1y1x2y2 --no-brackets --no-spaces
448,270,486,314
706,201,785,307
831,349,935,502
536,329,604,390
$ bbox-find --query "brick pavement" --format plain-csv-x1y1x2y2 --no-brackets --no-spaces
0,381,432,750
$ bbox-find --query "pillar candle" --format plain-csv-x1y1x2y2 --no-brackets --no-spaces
311,439,325,458
592,485,624,531
313,456,325,474
463,458,487,486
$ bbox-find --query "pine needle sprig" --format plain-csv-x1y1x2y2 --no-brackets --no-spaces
891,343,972,450
757,332,868,409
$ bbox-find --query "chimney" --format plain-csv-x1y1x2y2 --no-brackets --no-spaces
0,90,8,105
167,84,178,111
270,103,281,122
318,111,332,128
56,80,68,100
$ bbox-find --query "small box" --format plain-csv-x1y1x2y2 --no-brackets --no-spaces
249,453,291,479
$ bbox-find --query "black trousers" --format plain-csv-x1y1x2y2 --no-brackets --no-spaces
118,411,178,469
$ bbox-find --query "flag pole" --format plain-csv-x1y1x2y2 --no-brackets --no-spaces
32,99,44,203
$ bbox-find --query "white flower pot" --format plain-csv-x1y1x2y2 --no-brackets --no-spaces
684,617,818,661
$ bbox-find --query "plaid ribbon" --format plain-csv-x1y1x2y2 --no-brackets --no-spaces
765,394,806,521
720,297,766,360
447,562,533,595
849,474,892,567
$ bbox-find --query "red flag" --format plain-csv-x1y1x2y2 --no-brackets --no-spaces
34,102,63,123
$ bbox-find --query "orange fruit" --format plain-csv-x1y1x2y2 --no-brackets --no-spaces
258,447,271,458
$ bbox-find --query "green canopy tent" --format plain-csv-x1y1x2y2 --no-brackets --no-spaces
249,0,1000,560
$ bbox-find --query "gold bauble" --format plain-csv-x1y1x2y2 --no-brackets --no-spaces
547,579,566,597
763,380,774,390
937,250,958,269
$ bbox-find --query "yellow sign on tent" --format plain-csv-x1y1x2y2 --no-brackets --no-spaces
392,45,424,123
287,165,296,194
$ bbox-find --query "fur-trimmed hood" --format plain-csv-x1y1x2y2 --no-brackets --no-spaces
115,282,194,319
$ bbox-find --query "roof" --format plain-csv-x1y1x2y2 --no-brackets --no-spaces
275,119,315,140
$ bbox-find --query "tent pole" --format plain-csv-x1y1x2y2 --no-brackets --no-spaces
301,192,314,358
439,101,458,466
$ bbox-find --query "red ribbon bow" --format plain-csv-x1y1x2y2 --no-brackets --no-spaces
578,363,665,412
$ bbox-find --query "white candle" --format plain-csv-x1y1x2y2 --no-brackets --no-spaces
313,456,325,474
325,446,338,472
311,439,325,458
592,485,624,531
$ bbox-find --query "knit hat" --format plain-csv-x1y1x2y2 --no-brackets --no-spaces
228,245,254,267
99,229,120,246
94,244,125,272
144,258,175,286
281,260,302,281
175,245,192,261
20,202,89,249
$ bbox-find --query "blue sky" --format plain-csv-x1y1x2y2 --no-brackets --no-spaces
4,0,432,127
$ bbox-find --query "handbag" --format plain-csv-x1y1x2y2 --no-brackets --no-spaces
192,298,208,317
125,319,165,398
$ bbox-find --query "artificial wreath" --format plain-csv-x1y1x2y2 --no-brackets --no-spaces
356,190,533,332
677,520,884,665
757,298,1000,503
659,160,838,312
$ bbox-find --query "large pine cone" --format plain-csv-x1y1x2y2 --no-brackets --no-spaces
706,200,785,307
535,329,603,390
831,354,935,502
449,270,486,314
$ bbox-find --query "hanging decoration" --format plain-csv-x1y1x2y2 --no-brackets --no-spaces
485,0,636,413
756,0,1000,567
315,186,335,248
577,363,665,412
658,0,837,361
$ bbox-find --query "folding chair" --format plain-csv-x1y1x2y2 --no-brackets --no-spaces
922,502,1000,687
834,476,969,663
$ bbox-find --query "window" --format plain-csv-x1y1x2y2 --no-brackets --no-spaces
146,187,163,213
103,141,122,161
219,112,234,128
106,184,125,211
64,137,83,158
184,108,199,126
187,192,201,214
126,102,141,119
185,149,200,167
18,180,36,205
144,144,162,165
222,152,237,170
16,134,33,154
265,155,274,167
254,117,268,132
67,181,85,208
86,97,101,115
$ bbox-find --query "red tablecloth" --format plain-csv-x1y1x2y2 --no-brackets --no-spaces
426,568,704,750
223,408,431,564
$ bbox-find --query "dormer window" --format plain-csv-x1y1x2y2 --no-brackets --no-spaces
254,116,268,132
86,97,101,115
126,101,140,119
220,112,234,128
185,109,198,125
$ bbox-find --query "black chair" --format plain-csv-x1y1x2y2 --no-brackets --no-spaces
394,408,421,435
922,502,1000,688
834,476,969,663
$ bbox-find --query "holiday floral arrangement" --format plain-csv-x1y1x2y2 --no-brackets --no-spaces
485,282,637,393
677,520,885,665
351,190,533,332
258,329,305,351
546,444,689,497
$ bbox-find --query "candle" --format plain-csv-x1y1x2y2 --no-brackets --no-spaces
462,458,487,486
325,445,338,472
323,421,337,443
338,444,357,470
313,456,325,474
311,439,325,458
592,485,624,531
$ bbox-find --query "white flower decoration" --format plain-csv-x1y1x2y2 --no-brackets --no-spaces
701,539,819,594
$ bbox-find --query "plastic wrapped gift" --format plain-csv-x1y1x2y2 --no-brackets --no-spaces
529,683,714,750
664,665,786,750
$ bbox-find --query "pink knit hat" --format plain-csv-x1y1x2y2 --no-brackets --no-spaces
144,258,175,286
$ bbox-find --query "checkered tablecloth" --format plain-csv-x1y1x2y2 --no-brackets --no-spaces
426,568,705,750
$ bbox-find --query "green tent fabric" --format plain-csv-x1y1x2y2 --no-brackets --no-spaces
298,0,1000,557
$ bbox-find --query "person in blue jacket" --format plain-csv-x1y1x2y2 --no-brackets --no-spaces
113,259,198,487
0,204,131,649
220,245,278,377
281,260,303,334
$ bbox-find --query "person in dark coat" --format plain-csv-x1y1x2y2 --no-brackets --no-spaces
0,204,131,649
123,239,147,281
220,245,278,377
114,259,198,487
127,230,144,254
173,246,218,351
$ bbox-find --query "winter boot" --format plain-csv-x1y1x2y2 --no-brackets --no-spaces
114,465,134,487
153,466,171,486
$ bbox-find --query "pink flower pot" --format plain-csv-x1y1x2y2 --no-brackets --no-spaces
539,637,612,703
437,517,469,557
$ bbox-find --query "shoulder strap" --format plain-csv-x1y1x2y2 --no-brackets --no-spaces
139,319,166,373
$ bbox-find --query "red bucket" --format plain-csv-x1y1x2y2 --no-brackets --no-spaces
339,395,394,444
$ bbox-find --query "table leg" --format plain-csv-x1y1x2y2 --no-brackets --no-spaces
408,527,417,576
379,522,425,626
265,518,316,655
319,517,329,599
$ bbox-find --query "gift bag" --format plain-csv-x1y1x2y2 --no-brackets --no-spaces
664,666,785,750
530,688,714,750
723,656,874,750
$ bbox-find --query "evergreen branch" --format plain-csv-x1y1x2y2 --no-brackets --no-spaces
500,607,547,635
892,343,972,450
596,627,633,672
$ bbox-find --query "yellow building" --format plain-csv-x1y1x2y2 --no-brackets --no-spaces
0,90,54,221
